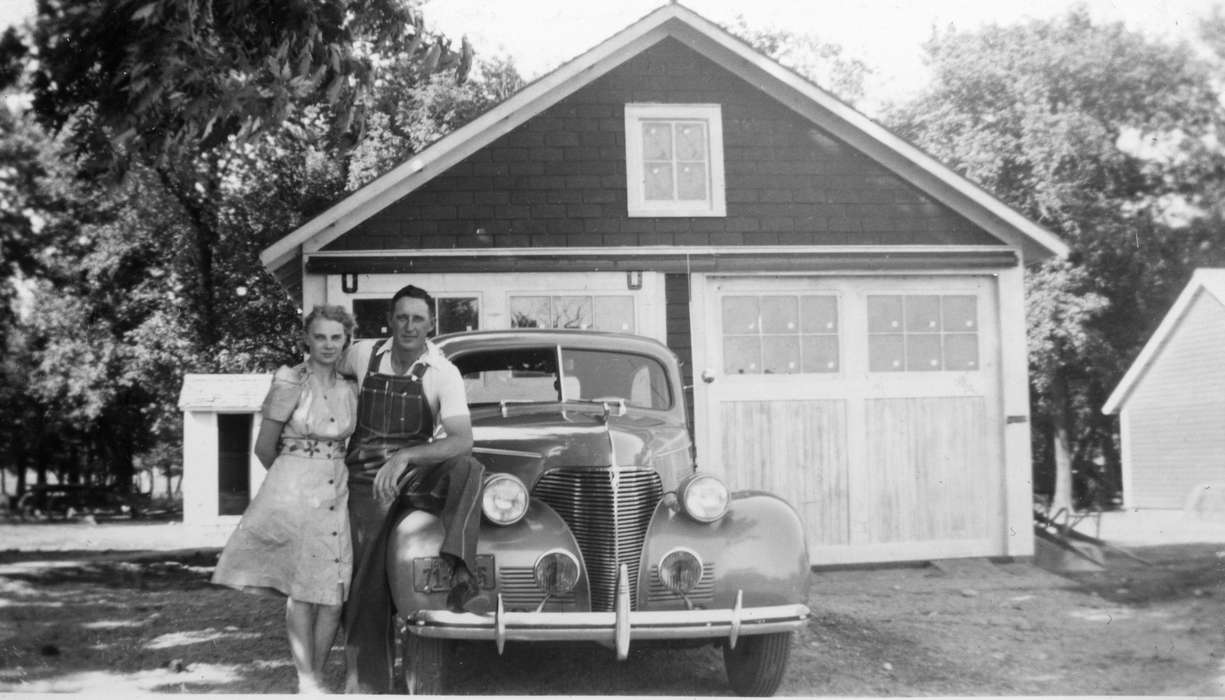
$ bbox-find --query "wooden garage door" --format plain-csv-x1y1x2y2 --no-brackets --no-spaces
692,275,1004,565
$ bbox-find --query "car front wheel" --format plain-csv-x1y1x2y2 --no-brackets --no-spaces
401,630,451,695
723,632,793,696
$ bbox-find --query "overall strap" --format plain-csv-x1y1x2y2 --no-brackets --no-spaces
365,339,386,376
410,362,429,382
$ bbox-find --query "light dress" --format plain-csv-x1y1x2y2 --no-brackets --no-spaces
211,364,358,605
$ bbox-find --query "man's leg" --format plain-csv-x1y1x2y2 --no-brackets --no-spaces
426,456,485,612
343,482,395,693
431,455,485,574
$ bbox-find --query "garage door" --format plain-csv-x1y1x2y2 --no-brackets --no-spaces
692,274,1004,565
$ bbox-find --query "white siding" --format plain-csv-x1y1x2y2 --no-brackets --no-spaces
1125,291,1225,508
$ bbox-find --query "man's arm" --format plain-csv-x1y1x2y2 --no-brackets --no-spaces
372,414,474,501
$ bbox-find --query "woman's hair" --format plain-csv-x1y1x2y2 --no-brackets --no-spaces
300,304,357,351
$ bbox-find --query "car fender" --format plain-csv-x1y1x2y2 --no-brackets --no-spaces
638,490,810,609
387,500,591,615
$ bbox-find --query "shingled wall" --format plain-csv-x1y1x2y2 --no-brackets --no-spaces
324,37,999,254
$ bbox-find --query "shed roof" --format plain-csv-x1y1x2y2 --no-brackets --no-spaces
260,2,1068,280
1102,268,1225,414
178,373,272,412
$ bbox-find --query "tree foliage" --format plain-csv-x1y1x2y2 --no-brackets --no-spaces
2,1,517,493
729,16,870,107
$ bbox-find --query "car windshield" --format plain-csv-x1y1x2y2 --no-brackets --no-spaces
456,346,672,410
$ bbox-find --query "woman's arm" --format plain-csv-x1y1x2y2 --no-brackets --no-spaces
254,418,286,469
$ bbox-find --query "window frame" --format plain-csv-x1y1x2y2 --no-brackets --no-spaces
624,103,726,218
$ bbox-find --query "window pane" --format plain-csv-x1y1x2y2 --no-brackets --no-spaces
867,295,903,332
801,335,839,373
352,299,391,339
906,334,943,371
676,162,707,200
943,333,979,370
437,297,479,334
800,296,838,333
722,296,760,333
642,122,673,160
510,296,550,328
762,336,801,374
869,334,905,372
644,162,674,200
594,296,635,332
553,296,593,329
760,296,798,333
723,336,761,374
675,121,706,160
905,295,941,332
942,295,977,331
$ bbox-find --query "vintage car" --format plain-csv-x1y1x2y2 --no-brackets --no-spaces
15,483,148,520
388,330,810,695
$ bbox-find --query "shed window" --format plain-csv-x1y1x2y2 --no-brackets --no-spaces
624,104,725,217
721,294,839,375
509,294,635,332
867,294,978,372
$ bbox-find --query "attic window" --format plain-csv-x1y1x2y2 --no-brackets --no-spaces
624,103,725,217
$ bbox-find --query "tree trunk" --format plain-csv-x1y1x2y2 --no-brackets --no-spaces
1049,370,1075,514
155,165,220,347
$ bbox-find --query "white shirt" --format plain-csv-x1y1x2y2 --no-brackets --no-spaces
339,338,469,424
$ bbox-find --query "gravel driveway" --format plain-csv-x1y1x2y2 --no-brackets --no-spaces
2,512,1224,695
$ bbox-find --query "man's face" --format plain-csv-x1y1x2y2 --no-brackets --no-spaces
389,296,433,356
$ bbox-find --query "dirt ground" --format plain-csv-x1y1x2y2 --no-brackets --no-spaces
1,521,1224,695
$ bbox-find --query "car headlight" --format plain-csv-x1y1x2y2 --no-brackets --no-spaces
533,549,580,595
678,473,730,523
481,473,528,526
658,547,704,594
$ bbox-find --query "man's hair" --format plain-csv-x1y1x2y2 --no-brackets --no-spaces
390,284,435,315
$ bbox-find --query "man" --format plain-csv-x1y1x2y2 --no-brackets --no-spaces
339,284,485,693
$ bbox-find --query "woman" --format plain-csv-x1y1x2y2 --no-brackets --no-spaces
212,305,359,693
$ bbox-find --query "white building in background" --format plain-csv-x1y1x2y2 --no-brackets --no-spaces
177,373,272,525
1103,269,1225,510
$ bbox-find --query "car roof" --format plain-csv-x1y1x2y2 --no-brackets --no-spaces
433,330,676,362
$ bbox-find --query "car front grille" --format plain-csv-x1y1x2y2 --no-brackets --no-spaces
532,468,663,611
498,567,577,612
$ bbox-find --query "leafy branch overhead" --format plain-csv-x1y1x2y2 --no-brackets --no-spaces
27,0,473,173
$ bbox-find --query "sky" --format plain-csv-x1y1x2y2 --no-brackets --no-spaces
1,0,1221,109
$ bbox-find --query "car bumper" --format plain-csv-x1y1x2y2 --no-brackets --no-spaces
401,565,809,659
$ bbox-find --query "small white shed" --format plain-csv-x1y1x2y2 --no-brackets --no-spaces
177,373,272,525
1103,269,1225,509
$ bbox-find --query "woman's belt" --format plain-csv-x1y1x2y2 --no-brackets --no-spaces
279,437,346,460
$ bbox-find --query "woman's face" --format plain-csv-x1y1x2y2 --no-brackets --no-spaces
305,318,347,367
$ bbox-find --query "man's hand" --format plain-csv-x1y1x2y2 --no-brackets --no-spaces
373,450,414,502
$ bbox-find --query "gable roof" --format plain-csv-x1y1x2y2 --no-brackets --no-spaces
1102,268,1225,414
179,373,273,412
260,2,1068,276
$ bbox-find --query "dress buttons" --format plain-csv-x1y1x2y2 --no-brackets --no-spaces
329,506,335,511
328,479,334,485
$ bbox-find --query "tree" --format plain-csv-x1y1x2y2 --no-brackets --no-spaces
3,2,522,492
23,0,472,347
728,16,870,107
887,9,1225,511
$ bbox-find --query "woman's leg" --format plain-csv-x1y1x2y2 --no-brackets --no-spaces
286,598,320,692
312,602,344,681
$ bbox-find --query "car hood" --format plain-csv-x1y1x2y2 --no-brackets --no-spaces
469,404,692,489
